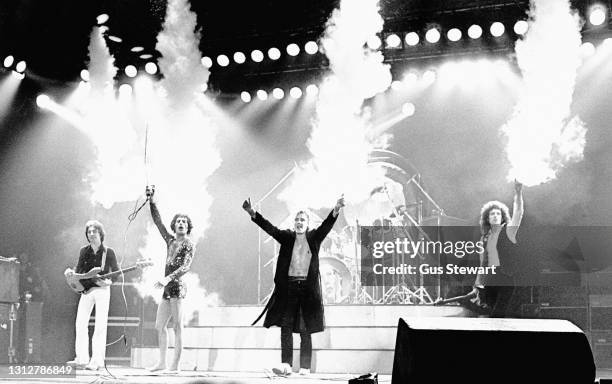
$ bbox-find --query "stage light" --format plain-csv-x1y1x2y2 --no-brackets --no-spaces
119,84,132,97
15,61,26,73
201,56,213,68
468,25,482,39
233,52,246,64
268,47,281,60
305,84,318,96
423,70,436,84
289,87,303,99
589,6,607,26
305,41,319,54
403,72,418,83
256,90,268,100
401,102,415,117
514,20,528,35
140,54,153,59
240,91,251,103
217,54,230,67
124,65,137,77
405,32,420,46
367,36,382,50
272,88,285,99
251,50,264,62
80,69,89,82
108,35,122,43
391,80,402,91
36,94,51,109
145,62,158,75
580,42,596,57
99,26,109,33
96,14,109,24
490,22,505,37
3,55,14,68
447,28,462,42
386,34,401,48
425,28,441,43
287,43,300,56
131,46,144,52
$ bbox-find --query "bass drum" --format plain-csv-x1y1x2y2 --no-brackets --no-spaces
319,255,353,304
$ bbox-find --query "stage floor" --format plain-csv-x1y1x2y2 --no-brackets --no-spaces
2,367,612,384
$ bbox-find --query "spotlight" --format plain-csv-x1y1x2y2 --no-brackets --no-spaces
268,47,281,61
385,34,401,48
139,54,153,59
145,62,158,75
391,80,402,91
233,52,246,64
289,87,303,99
468,24,483,39
490,22,505,37
366,36,382,50
240,91,251,103
447,28,462,42
425,28,441,43
256,90,268,101
514,20,528,35
80,69,90,82
404,32,420,46
119,84,133,96
108,35,122,43
423,70,436,84
305,84,318,96
217,54,230,67
305,41,319,54
96,14,109,24
403,72,418,83
580,42,596,57
251,50,264,63
36,94,51,109
15,61,26,73
589,6,607,26
201,56,213,68
401,102,415,117
124,65,137,77
287,43,300,56
131,46,144,52
272,88,285,99
3,55,14,68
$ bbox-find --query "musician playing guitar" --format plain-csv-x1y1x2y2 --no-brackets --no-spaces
65,220,118,371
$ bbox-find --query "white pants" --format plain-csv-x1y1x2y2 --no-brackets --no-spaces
74,286,110,366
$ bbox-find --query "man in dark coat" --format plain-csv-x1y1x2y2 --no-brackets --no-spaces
243,195,345,376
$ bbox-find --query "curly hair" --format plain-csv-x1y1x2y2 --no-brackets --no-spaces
479,200,510,235
170,213,193,235
85,220,105,243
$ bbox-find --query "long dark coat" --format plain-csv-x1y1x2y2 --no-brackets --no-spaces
251,210,338,334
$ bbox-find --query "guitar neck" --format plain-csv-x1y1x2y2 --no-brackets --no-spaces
99,266,140,280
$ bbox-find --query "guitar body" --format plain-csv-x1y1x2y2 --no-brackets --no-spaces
64,261,152,294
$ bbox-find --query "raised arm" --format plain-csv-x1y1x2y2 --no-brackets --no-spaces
507,180,524,243
243,198,287,243
147,186,173,244
312,195,344,243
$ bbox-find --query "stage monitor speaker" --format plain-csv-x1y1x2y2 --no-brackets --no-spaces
0,258,20,303
392,317,595,384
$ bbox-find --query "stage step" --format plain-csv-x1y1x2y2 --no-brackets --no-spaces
191,304,469,327
132,305,474,374
132,347,395,374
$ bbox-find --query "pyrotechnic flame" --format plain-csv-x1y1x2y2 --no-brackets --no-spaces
503,0,586,186
279,0,392,211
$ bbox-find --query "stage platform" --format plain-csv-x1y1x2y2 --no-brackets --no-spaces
2,367,612,384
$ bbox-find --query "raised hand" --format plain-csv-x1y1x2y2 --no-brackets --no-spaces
145,185,156,203
514,179,523,194
242,198,255,217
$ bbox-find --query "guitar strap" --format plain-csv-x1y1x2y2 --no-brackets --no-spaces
101,248,107,272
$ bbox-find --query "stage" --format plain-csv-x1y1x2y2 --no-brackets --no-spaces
2,367,612,384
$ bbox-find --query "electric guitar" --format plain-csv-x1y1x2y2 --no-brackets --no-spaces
64,260,153,294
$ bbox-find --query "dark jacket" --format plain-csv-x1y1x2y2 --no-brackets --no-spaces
251,210,338,334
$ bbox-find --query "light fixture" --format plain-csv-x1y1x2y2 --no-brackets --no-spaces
217,54,230,67
233,52,246,64
305,41,319,54
447,28,462,42
251,50,264,63
144,62,158,75
405,32,420,46
425,28,441,43
287,43,300,56
201,56,213,68
468,25,483,39
124,65,137,78
240,91,251,103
